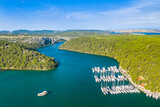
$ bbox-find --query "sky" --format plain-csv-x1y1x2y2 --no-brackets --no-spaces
0,0,160,30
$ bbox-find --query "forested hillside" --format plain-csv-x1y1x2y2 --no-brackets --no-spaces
60,35,160,92
0,40,57,70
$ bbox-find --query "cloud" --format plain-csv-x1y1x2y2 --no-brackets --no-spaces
30,6,62,18
66,14,71,19
64,0,160,29
29,3,69,19
66,11,96,20
1,0,160,30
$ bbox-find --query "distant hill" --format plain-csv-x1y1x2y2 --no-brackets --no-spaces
0,30,62,35
54,30,110,37
12,30,62,35
0,30,11,34
0,29,111,37
64,29,110,33
1,29,160,36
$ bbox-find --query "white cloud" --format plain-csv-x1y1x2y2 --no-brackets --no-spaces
64,0,160,29
66,14,71,19
30,7,60,18
66,12,96,20
1,0,160,30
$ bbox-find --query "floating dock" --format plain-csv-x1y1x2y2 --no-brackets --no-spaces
92,66,140,95
92,66,159,100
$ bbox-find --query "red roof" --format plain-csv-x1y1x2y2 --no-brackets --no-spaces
138,77,142,81
140,84,144,87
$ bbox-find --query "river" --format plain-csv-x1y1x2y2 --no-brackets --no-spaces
0,42,159,107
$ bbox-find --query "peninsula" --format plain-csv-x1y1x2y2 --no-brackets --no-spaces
0,40,57,70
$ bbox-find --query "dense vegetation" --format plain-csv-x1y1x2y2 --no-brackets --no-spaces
60,35,160,92
54,30,110,37
0,40,57,70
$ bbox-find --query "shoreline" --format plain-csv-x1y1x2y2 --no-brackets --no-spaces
59,47,160,99
59,48,117,60
0,67,57,71
0,42,59,71
119,66,160,99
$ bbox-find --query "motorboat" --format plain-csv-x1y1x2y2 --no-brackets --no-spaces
37,90,48,96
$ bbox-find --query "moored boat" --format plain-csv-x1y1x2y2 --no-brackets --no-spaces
38,90,48,96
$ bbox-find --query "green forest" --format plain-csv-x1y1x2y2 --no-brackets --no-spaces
0,40,57,70
60,35,160,92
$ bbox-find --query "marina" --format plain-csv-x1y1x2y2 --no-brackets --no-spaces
92,66,160,100
92,66,140,95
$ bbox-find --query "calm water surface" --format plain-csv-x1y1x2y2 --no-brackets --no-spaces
0,42,159,107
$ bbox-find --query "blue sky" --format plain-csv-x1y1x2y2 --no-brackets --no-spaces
0,0,160,30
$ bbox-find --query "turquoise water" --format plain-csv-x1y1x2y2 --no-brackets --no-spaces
134,32,160,35
0,42,160,107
